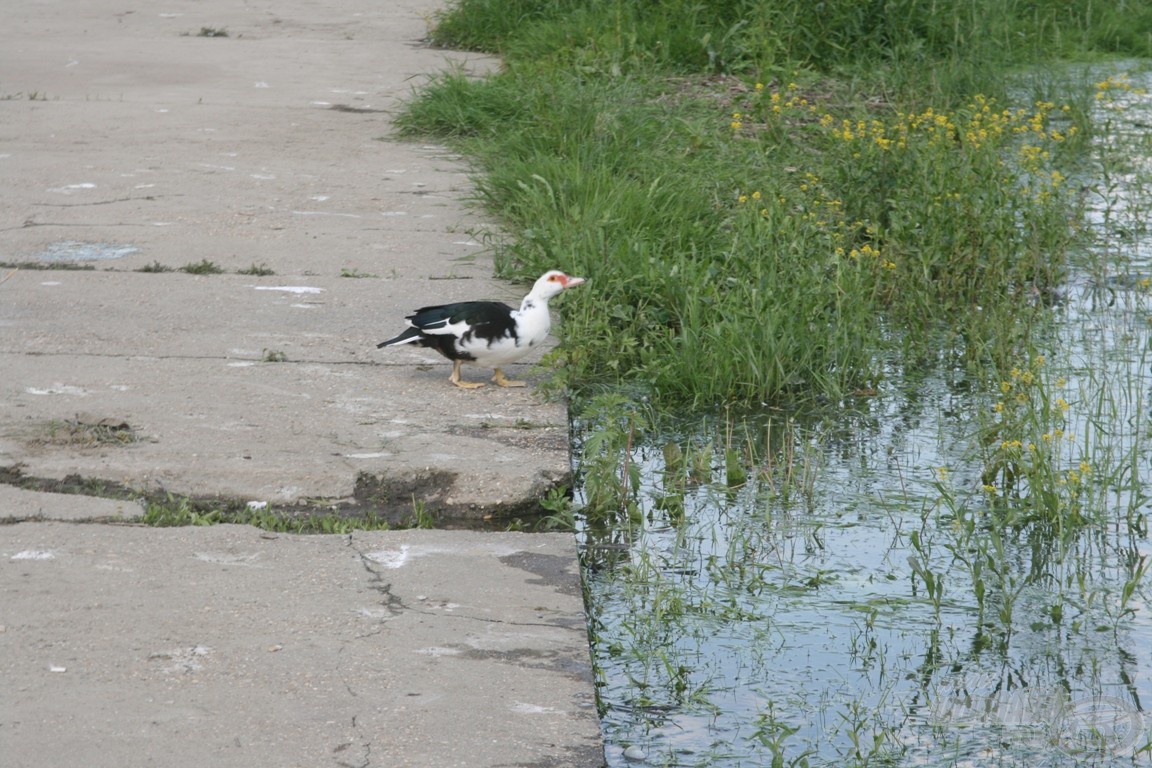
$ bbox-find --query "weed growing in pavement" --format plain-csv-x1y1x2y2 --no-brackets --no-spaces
0,91,49,101
339,267,378,278
142,495,392,534
179,259,224,275
405,496,439,529
535,486,578,531
137,261,173,273
0,261,94,271
40,418,139,447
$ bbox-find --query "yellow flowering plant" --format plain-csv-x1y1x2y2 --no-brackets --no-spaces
978,355,1093,526
731,84,1084,319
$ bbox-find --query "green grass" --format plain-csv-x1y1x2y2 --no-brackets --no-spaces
137,261,174,273
0,261,94,271
339,267,378,278
427,0,1152,94
179,259,224,275
401,0,1149,408
142,496,391,534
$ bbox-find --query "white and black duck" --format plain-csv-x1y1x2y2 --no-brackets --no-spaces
377,270,586,389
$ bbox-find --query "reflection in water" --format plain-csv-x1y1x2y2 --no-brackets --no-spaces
579,67,1152,767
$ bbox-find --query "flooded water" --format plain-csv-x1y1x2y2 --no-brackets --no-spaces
577,66,1152,767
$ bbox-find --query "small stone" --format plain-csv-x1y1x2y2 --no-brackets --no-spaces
622,745,646,761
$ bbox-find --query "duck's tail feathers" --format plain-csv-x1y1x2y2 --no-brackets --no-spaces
377,328,422,348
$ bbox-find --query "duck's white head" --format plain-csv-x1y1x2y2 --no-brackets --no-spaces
530,270,586,301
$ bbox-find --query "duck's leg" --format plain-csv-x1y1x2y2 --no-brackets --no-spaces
492,368,526,388
450,360,484,389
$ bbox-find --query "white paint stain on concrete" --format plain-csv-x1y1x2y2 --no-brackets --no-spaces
251,286,324,294
12,550,56,560
26,384,88,396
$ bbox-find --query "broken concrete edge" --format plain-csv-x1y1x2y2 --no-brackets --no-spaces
0,464,575,530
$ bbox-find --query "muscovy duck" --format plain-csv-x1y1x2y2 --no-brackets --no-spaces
377,270,586,389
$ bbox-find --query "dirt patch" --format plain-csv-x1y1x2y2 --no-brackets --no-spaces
28,415,141,448
0,465,141,504
349,470,558,525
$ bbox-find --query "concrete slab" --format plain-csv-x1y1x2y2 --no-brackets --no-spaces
0,2,605,766
0,522,603,768
0,0,581,518
0,484,143,523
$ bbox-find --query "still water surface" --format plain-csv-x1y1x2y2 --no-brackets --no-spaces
578,66,1152,767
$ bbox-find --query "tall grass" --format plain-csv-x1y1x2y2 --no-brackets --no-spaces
402,0,1146,406
429,0,1152,89
399,72,1084,403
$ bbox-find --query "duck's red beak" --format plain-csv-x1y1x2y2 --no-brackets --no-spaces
561,274,586,288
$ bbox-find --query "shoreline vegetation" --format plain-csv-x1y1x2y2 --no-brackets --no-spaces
398,0,1151,408
398,4,1152,764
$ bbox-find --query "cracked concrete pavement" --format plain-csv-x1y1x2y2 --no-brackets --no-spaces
2,521,603,768
0,0,579,517
0,1,605,766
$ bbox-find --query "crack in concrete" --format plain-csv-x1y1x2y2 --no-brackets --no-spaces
3,220,156,230
405,606,568,630
347,536,406,617
332,683,373,766
0,349,376,365
31,194,178,207
333,737,371,768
